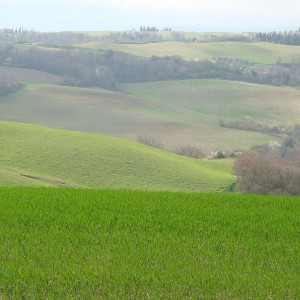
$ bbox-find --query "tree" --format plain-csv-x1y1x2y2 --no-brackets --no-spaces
175,145,205,159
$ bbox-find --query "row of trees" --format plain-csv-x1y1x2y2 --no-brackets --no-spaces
5,28,300,46
101,31,165,43
139,26,172,32
256,30,300,45
219,117,292,137
0,28,252,45
139,26,161,32
0,29,95,45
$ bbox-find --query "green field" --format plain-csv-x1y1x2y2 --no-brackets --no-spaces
0,188,299,299
74,41,300,64
0,122,235,192
121,79,300,125
0,79,282,153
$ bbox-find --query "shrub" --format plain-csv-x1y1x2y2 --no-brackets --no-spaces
235,152,300,195
175,145,205,159
136,135,163,149
206,151,227,159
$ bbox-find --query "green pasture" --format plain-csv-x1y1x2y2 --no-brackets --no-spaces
0,188,299,299
0,122,234,192
0,166,51,187
121,79,300,125
74,41,300,64
0,80,277,152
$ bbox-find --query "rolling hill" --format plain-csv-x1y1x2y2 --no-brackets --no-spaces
0,121,235,192
0,80,281,153
73,41,300,64
120,79,300,125
0,66,62,84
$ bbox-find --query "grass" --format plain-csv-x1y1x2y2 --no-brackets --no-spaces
0,187,299,299
120,79,300,126
0,121,235,192
0,81,278,153
0,166,51,187
73,41,300,64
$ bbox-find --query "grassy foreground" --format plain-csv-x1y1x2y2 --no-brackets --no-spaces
0,188,299,299
0,121,234,192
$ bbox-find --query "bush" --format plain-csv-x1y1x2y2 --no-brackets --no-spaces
175,145,205,159
234,152,300,195
136,135,163,149
206,151,227,159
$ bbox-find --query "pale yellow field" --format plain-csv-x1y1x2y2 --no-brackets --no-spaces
74,41,300,64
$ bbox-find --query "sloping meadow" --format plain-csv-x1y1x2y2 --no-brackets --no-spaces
0,121,234,192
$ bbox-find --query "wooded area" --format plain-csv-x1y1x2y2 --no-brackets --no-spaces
0,44,298,90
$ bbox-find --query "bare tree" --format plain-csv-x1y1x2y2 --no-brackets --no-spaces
175,145,205,159
136,135,163,149
235,152,300,195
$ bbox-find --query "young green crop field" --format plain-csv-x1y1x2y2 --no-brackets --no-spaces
0,122,235,192
0,80,280,153
0,188,299,299
73,41,300,64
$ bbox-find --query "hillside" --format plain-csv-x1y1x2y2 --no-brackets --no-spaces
121,79,300,125
0,81,279,153
0,122,235,192
73,41,300,64
0,66,62,84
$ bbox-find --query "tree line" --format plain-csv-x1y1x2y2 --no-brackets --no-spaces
219,117,292,137
5,28,300,46
255,29,300,45
0,28,251,45
0,29,95,45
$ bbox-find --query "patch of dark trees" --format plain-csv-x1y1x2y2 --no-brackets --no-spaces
139,26,161,32
255,29,300,46
1,44,299,90
0,77,23,96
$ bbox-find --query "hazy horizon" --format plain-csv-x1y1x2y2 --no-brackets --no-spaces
1,0,299,33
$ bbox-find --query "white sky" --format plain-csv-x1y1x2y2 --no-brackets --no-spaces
1,0,299,32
